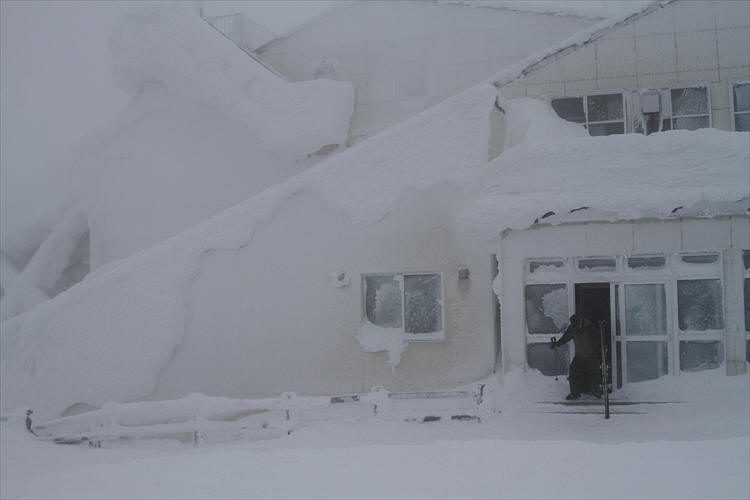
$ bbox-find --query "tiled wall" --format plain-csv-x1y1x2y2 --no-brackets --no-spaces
502,0,750,132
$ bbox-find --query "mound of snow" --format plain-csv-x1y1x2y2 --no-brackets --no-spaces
110,3,353,162
2,80,747,419
0,85,496,420
1,2,354,319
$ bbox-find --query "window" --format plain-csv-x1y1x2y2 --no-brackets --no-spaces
627,256,666,269
677,279,723,331
680,340,723,371
578,257,616,271
732,82,750,132
550,93,625,136
525,284,568,334
364,273,443,339
525,283,569,375
529,260,564,273
681,253,719,264
662,87,710,131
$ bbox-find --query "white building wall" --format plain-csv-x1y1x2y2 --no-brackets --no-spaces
499,216,749,378
257,1,595,143
501,0,750,132
153,185,496,400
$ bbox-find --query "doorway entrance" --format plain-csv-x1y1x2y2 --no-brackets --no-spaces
574,283,612,391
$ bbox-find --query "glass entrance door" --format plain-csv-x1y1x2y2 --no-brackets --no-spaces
612,283,670,388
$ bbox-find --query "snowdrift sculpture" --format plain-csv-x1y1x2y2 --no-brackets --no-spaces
0,3,353,320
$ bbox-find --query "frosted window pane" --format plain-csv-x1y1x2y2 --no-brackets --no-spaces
551,97,585,123
527,343,569,376
526,284,568,334
626,341,668,383
529,260,563,273
671,87,708,115
365,275,402,328
588,122,624,136
615,342,623,389
733,83,750,113
743,250,750,270
404,274,442,334
677,279,723,330
681,254,718,264
735,113,750,132
680,341,723,372
625,284,667,336
578,258,616,270
673,116,709,130
587,94,623,121
628,256,666,269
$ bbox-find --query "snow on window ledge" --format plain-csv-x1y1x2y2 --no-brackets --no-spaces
356,322,444,370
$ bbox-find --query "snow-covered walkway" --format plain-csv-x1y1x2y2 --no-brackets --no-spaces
2,371,748,499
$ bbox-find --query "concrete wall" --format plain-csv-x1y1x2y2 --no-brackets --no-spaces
153,184,496,400
257,1,595,143
501,0,750,132
498,216,749,377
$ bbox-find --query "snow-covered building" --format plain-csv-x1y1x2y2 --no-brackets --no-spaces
486,0,750,383
1,0,748,421
255,1,601,142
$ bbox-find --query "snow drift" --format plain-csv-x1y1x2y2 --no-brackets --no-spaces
1,2,353,320
1,80,748,419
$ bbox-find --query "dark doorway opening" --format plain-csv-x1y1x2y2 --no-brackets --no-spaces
574,283,612,391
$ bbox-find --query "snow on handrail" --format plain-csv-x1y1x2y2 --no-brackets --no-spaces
29,386,486,446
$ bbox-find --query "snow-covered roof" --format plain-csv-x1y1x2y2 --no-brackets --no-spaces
440,1,654,20
255,0,610,53
488,0,672,88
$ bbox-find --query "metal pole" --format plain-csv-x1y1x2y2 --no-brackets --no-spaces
599,320,610,419
551,336,558,381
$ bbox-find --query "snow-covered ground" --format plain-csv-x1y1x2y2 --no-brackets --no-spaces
2,370,748,499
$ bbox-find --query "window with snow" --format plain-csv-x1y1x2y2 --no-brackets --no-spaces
577,257,616,271
677,279,723,331
364,273,443,339
550,93,625,136
662,87,710,131
525,284,568,334
525,283,569,375
732,82,750,132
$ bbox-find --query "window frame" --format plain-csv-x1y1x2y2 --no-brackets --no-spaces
550,90,627,137
550,84,715,136
522,252,727,379
662,84,712,131
362,271,445,342
730,81,750,132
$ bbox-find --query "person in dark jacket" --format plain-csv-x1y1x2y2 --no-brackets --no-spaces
551,314,602,400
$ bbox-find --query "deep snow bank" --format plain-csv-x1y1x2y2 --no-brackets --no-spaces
1,2,355,320
2,82,747,418
0,85,496,420
110,3,353,161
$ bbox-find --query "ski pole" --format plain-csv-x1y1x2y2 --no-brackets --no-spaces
599,320,610,419
551,336,558,380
